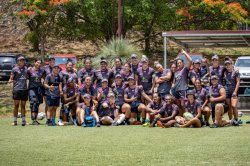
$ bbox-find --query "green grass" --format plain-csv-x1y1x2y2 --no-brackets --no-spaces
1,116,250,166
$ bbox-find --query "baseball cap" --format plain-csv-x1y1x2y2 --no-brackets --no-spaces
212,55,219,60
186,90,195,97
128,76,135,80
115,74,122,78
131,54,137,58
101,78,108,83
224,60,231,65
141,57,148,63
108,93,115,97
193,59,201,64
53,65,60,69
211,75,219,80
100,59,108,64
17,56,25,61
49,56,55,60
83,93,91,99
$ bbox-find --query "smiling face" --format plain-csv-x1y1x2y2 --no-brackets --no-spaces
128,78,135,86
177,59,184,69
100,62,107,70
115,58,122,67
211,78,219,86
85,76,92,86
17,59,25,67
152,93,160,103
225,62,232,70
171,63,177,73
194,79,202,89
34,60,41,68
84,59,92,69
66,62,73,71
212,58,219,66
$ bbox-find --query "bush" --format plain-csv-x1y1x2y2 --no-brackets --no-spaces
91,38,141,68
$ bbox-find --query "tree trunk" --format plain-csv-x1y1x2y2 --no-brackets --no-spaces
144,35,150,55
39,36,45,62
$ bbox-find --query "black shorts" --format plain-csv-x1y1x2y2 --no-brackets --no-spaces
13,90,28,101
174,90,186,100
130,101,140,113
226,89,238,99
47,96,60,107
211,103,229,119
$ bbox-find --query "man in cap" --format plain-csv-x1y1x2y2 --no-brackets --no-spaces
8,56,28,126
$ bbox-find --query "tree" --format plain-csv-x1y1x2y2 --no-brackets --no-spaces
175,0,249,30
17,0,70,61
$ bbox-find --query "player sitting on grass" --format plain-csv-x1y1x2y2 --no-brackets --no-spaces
151,94,179,128
178,90,203,128
98,93,124,126
143,93,164,127
76,93,100,127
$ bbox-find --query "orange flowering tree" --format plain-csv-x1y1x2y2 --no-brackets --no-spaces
17,0,71,60
175,0,249,30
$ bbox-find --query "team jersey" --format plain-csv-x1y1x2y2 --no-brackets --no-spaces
174,66,189,91
209,65,225,84
78,68,97,84
45,74,62,98
184,100,201,117
155,69,171,95
160,103,179,117
96,69,112,88
124,86,144,103
11,66,28,91
195,87,208,105
112,83,126,106
27,67,44,89
136,67,155,92
60,69,78,86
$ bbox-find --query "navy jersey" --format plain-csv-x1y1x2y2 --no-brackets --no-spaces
137,67,155,92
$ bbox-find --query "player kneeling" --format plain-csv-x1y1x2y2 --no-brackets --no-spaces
98,93,125,126
150,94,178,128
177,90,203,128
76,94,100,127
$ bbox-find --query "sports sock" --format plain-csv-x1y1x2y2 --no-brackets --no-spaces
22,116,25,122
145,119,150,123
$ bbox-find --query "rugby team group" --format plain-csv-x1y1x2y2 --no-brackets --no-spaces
8,50,240,128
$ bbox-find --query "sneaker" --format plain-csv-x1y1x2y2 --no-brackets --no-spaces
81,122,86,127
21,121,26,126
157,121,165,128
142,122,150,127
231,119,239,126
32,120,40,125
150,120,157,128
96,122,101,127
58,120,64,126
12,121,17,126
112,121,118,126
210,123,218,128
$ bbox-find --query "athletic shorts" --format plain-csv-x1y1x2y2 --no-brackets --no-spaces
130,101,141,113
226,88,238,99
47,96,60,107
211,103,229,119
13,90,28,101
174,90,186,100
116,103,124,113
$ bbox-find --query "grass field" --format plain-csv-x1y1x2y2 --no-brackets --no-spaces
1,116,250,166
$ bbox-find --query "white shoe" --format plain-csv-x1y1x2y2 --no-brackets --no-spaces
58,120,64,126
